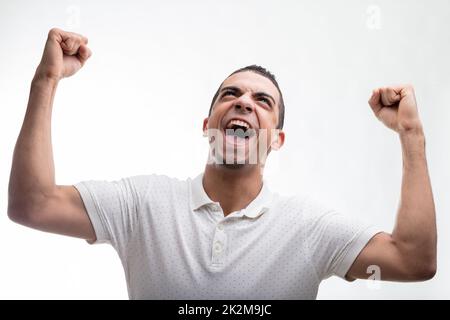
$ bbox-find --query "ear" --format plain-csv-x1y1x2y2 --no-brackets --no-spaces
202,117,209,137
270,130,285,150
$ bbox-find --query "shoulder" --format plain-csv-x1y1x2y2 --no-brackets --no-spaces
126,173,190,197
273,193,335,220
130,173,187,187
271,192,347,232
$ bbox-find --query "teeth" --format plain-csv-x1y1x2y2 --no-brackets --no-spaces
226,119,250,129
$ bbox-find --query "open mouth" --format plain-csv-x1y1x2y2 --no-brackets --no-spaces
223,119,256,141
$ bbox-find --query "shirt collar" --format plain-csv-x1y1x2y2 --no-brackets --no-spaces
191,173,213,210
190,173,273,219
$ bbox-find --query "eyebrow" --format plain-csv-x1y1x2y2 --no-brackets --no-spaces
220,86,276,105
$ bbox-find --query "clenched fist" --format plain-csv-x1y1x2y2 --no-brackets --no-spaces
35,28,92,82
368,85,423,134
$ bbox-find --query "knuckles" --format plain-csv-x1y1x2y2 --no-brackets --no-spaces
47,28,86,45
404,84,415,93
48,28,62,40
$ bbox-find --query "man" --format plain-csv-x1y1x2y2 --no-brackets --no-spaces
8,28,436,299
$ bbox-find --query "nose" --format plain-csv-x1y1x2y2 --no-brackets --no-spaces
233,94,254,114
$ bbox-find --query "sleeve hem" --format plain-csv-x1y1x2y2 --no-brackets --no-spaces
73,182,110,245
334,225,383,279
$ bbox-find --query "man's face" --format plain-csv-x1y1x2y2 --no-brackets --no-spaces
203,71,285,168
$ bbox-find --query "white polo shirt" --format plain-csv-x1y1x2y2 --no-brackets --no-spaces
74,173,381,299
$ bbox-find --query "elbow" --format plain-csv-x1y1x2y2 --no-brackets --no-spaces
396,237,437,281
7,202,31,225
7,186,28,224
407,258,437,281
415,262,437,281
7,189,47,225
7,194,41,226
8,188,57,229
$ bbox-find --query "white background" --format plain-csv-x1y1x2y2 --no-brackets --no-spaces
1,0,449,299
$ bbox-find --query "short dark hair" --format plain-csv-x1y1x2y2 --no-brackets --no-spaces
208,65,285,129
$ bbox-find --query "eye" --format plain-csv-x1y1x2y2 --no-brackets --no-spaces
222,90,236,98
258,96,271,107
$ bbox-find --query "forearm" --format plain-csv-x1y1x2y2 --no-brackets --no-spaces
392,129,437,263
8,76,59,215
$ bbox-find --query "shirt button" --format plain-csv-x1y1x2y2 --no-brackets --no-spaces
217,224,224,231
214,241,222,253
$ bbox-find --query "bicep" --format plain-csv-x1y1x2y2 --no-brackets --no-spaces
21,185,96,242
346,232,416,281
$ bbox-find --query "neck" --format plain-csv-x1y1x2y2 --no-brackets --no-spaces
203,164,263,217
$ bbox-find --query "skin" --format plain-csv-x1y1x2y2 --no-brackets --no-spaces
8,28,436,283
347,87,436,281
202,71,285,216
8,28,96,241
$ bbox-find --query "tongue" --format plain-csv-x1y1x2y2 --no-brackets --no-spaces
225,133,246,146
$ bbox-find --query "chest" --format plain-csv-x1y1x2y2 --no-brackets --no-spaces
126,204,319,299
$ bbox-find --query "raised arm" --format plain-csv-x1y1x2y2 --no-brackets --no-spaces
346,85,437,281
7,28,96,241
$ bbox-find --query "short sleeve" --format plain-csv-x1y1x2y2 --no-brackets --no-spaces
307,209,382,280
73,175,151,250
